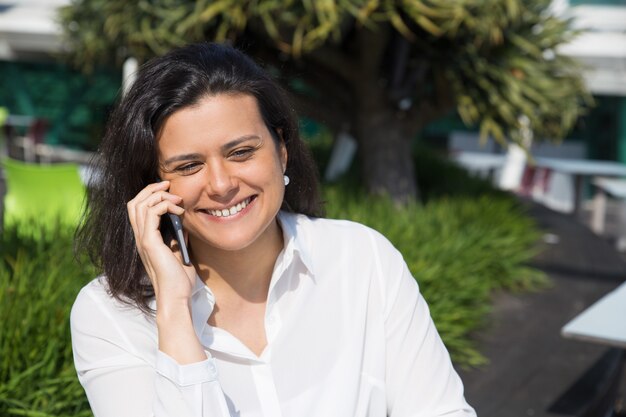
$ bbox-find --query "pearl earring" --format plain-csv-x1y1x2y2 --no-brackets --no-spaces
283,175,290,186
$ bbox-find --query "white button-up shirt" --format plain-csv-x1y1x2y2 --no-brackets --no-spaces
71,212,475,417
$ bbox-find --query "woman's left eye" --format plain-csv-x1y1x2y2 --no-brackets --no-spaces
229,148,254,160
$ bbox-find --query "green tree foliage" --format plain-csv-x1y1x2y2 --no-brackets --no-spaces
59,0,592,201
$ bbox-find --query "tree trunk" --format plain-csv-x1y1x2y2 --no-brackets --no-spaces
257,27,440,204
352,28,420,204
355,105,419,204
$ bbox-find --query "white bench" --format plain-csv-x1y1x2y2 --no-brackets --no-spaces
590,178,626,251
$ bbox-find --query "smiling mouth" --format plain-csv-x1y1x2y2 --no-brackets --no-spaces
205,196,254,218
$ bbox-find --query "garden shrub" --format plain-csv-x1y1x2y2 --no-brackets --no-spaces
0,226,94,417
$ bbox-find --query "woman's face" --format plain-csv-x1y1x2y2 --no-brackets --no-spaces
157,93,287,254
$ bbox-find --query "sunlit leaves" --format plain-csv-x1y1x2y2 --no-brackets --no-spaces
59,0,591,145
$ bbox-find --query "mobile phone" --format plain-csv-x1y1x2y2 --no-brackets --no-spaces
157,179,191,266
161,213,191,265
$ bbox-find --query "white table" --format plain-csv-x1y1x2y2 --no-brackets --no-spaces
561,283,626,417
451,151,505,170
561,280,626,348
533,158,626,216
450,152,505,181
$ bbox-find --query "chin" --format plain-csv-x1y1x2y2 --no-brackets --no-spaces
191,231,259,253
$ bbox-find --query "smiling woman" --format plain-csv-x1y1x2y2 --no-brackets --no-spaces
72,43,476,417
157,94,287,256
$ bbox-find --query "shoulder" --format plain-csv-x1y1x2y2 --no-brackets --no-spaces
71,276,154,341
282,212,393,246
282,214,419,318
281,212,404,271
71,277,158,375
71,276,120,321
71,276,110,321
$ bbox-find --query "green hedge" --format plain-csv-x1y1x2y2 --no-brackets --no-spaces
0,147,545,415
0,228,95,416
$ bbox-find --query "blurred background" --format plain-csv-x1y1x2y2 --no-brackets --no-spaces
1,0,626,416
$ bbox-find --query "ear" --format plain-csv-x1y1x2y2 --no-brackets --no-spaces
276,128,288,172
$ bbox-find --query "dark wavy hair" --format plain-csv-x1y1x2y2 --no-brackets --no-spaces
76,42,323,313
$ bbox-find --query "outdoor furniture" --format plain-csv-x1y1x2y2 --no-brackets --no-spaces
561,281,626,417
450,151,505,180
562,280,626,348
34,143,95,164
1,157,86,235
533,158,626,217
590,177,626,232
4,116,46,162
1,114,94,164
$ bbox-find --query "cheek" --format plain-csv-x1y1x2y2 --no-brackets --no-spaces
168,176,205,204
260,166,285,191
240,157,284,184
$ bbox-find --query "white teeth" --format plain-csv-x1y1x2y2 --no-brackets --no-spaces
208,197,251,218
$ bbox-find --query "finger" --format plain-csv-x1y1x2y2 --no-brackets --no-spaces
127,181,171,226
142,201,185,237
131,191,182,237
134,180,171,202
134,201,185,253
135,191,182,217
165,228,196,280
139,201,187,278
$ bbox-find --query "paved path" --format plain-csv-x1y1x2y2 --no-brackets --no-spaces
458,200,626,417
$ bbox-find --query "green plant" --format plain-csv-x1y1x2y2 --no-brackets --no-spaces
0,226,94,417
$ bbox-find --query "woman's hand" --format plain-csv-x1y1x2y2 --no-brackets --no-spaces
127,180,207,364
127,181,196,306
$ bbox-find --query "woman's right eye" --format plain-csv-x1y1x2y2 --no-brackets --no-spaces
174,162,203,175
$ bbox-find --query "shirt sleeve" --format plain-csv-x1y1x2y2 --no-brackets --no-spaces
368,231,476,417
70,282,231,417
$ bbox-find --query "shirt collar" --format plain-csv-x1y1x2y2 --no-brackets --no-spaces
184,211,316,339
190,275,216,337
276,211,315,279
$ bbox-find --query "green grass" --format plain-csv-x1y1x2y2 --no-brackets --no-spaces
0,143,546,414
0,227,95,417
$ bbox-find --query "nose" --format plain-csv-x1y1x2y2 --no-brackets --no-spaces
205,160,237,198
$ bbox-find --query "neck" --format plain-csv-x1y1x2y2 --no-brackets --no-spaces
191,218,284,302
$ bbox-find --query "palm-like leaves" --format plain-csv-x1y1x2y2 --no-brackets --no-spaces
59,0,591,147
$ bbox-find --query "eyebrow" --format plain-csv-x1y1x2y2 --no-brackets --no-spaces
162,153,204,166
221,135,261,152
161,135,262,166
